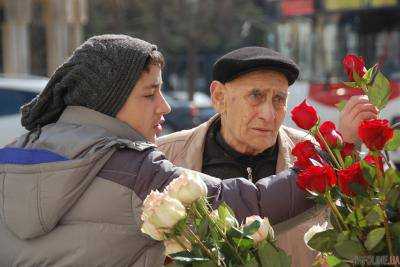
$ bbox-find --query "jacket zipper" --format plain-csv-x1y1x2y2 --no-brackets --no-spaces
246,167,253,182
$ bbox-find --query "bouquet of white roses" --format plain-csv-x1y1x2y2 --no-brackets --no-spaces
140,170,291,267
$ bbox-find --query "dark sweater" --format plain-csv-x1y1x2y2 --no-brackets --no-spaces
202,119,278,183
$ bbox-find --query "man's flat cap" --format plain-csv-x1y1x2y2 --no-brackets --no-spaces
213,46,299,85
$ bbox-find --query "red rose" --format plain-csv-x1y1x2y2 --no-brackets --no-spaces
292,140,324,170
342,54,366,82
341,142,355,158
291,100,319,130
364,154,384,172
338,162,368,196
297,165,336,194
358,119,394,150
317,121,343,149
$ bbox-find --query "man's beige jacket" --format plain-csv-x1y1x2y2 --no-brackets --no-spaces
157,115,327,267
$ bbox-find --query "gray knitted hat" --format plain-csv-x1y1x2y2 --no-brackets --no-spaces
21,34,157,131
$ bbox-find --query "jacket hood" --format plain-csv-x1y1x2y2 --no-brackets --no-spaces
0,106,154,240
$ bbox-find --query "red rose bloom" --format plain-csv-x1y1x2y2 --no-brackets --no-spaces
358,119,394,150
338,162,368,196
342,54,366,82
364,154,384,172
291,100,319,130
297,165,336,194
292,140,324,170
341,142,355,158
317,121,343,149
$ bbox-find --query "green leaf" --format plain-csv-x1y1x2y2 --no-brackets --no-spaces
242,257,259,267
172,218,188,236
367,70,391,110
217,202,238,230
343,81,358,88
326,255,351,267
233,237,254,250
364,64,378,85
348,182,368,197
257,240,285,267
334,240,364,260
364,227,385,251
345,209,366,228
243,219,260,236
384,167,400,192
385,130,400,151
336,100,347,112
352,70,363,85
307,229,338,253
344,156,354,168
277,249,292,267
365,206,385,226
336,231,350,243
197,219,209,240
360,160,376,185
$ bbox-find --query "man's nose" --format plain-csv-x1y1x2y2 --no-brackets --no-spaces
258,102,276,122
157,94,171,115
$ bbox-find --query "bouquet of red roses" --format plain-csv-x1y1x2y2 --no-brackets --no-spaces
291,55,400,266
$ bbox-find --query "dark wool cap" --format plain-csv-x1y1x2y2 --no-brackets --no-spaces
21,34,157,131
212,46,299,85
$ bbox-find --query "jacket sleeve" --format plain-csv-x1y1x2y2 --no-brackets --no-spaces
199,169,314,223
130,149,314,224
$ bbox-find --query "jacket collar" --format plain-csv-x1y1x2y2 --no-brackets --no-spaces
58,106,147,142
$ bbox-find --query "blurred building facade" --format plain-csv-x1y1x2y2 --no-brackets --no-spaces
0,0,88,76
267,0,400,82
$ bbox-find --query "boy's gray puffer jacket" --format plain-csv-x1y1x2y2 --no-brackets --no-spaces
0,106,315,266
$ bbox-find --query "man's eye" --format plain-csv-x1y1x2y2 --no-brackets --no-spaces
249,91,262,100
273,95,287,105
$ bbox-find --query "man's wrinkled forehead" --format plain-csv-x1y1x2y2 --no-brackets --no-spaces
225,69,289,91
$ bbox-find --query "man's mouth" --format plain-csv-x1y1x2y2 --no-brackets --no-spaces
251,127,273,134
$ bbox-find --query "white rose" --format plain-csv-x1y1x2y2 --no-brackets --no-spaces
165,170,207,205
244,215,274,244
141,220,166,241
164,236,192,255
142,190,186,229
304,222,328,250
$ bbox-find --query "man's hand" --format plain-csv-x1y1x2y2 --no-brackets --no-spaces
339,95,379,143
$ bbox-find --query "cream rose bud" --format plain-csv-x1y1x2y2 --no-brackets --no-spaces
164,236,192,255
244,215,275,244
142,190,186,229
165,170,208,205
141,221,166,241
304,222,328,250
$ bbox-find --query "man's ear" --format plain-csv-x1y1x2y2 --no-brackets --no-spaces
210,81,226,113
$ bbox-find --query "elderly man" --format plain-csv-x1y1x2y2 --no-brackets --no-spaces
157,47,378,266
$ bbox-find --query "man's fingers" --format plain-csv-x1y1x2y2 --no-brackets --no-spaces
342,95,370,114
348,103,379,120
354,111,379,125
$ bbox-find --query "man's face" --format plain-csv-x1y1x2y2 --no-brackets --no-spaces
211,70,289,155
116,65,171,143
